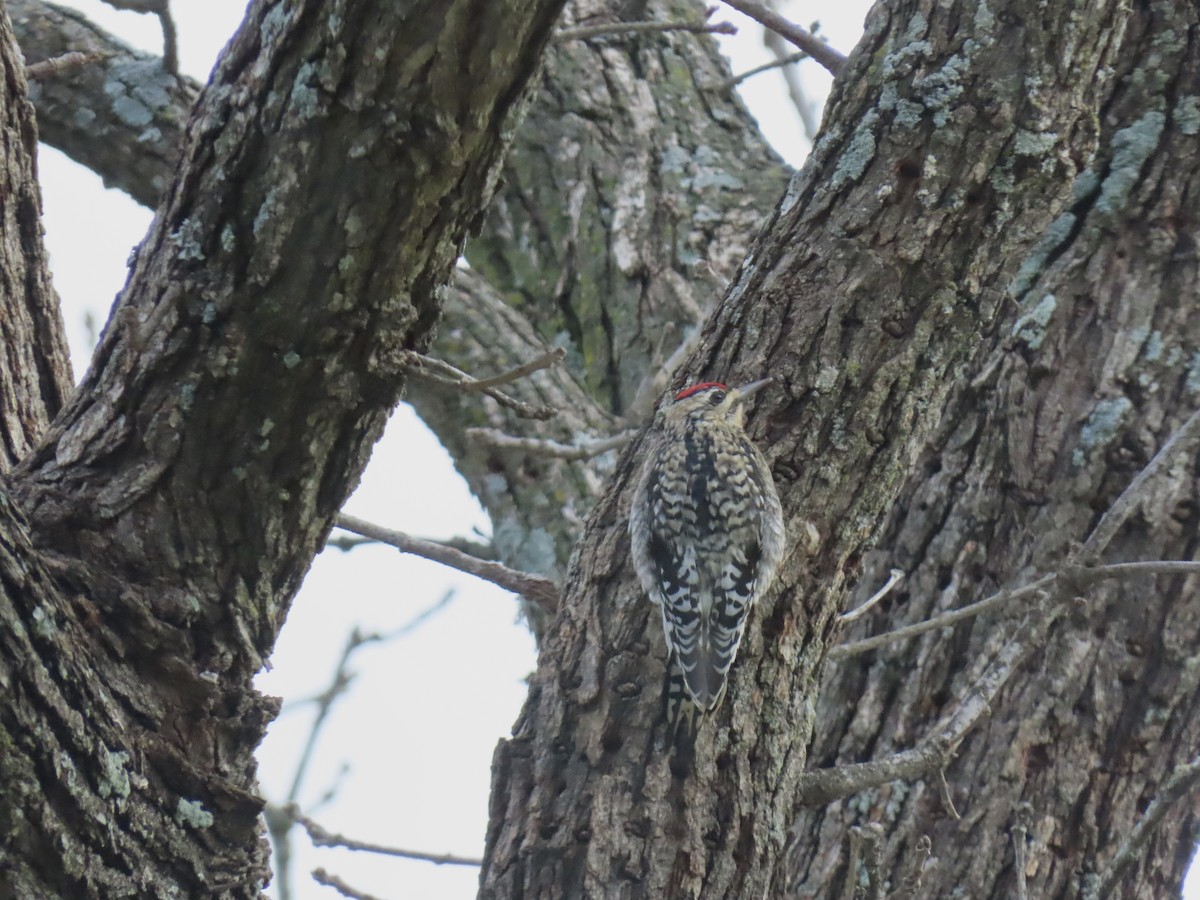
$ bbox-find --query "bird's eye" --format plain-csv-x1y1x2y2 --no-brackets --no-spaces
709,390,726,406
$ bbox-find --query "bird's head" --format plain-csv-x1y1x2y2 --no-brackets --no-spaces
663,377,772,428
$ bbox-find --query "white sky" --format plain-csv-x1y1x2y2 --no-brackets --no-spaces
32,2,1200,898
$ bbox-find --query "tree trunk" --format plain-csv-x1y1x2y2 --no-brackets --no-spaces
0,0,565,895
481,0,1200,897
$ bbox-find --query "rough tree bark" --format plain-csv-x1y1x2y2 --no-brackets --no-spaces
7,0,1200,898
0,0,566,895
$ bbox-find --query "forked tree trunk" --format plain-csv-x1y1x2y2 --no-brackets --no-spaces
3,0,1200,897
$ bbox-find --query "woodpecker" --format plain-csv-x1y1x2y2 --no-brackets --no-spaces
629,378,785,729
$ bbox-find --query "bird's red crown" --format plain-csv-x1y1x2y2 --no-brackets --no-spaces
674,382,727,401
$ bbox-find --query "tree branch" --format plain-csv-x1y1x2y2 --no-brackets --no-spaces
1083,753,1200,899
720,0,846,75
1081,407,1200,558
334,514,558,611
294,809,482,866
311,869,387,900
556,19,737,41
465,427,637,461
801,598,1061,805
403,350,556,420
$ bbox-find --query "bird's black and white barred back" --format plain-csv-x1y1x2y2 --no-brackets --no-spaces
629,379,786,730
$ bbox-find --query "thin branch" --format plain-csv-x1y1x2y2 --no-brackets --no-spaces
721,49,806,90
1083,752,1200,899
267,595,453,898
1081,407,1200,558
839,567,904,624
295,809,482,866
335,513,558,610
97,0,178,75
276,594,455,720
401,350,554,420
938,769,960,820
829,574,1053,659
286,627,379,805
851,823,886,900
25,51,109,81
325,530,495,559
721,0,846,75
1012,823,1029,900
892,835,933,899
156,7,178,75
762,22,821,141
830,560,1200,659
312,869,388,900
800,598,1060,806
461,347,565,391
557,19,737,41
466,427,637,461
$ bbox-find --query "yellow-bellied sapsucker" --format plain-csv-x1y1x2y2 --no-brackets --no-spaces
629,379,785,729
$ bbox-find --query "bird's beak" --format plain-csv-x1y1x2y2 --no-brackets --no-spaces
731,377,772,402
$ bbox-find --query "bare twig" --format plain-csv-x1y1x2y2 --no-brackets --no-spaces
335,513,558,610
892,835,933,898
721,0,846,75
325,530,495,558
156,6,179,75
938,769,960,820
466,427,637,461
401,351,555,420
1081,408,1200,558
852,823,886,900
312,869,388,900
800,598,1060,806
461,347,565,391
557,19,737,41
830,561,1200,659
295,809,482,866
839,567,904,624
1012,822,1029,900
721,50,806,90
830,574,1053,659
26,51,109,81
97,0,178,74
1083,752,1200,899
762,20,821,140
288,628,377,804
268,595,453,897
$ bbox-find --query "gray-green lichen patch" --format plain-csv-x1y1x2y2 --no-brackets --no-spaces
1094,111,1165,223
171,217,207,263
1175,96,1200,135
1013,129,1059,157
1011,293,1058,350
1142,329,1164,363
289,62,321,120
913,53,969,127
98,749,131,800
1186,352,1200,395
259,3,293,46
30,605,57,639
1072,396,1132,466
175,797,215,829
829,110,880,192
1009,211,1076,299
